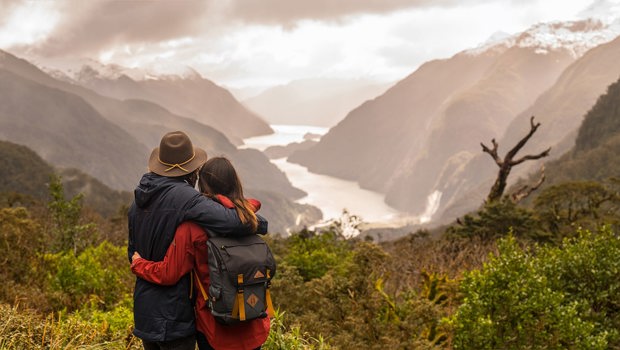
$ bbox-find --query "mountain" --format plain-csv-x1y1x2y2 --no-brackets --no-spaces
550,77,620,182
289,49,502,189
0,49,302,199
242,78,391,127
40,60,273,145
0,140,56,199
438,29,620,222
0,68,148,190
0,140,131,217
290,20,614,218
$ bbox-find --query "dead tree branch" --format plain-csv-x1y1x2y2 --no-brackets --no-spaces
511,166,546,203
482,116,551,203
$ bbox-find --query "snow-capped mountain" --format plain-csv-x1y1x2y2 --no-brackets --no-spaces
467,18,620,58
38,57,202,83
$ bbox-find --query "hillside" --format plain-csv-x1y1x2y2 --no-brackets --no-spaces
384,44,574,213
0,140,131,217
518,75,620,190
0,140,55,199
0,68,148,190
289,49,502,192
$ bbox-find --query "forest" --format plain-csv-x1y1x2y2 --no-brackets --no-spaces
1,78,620,349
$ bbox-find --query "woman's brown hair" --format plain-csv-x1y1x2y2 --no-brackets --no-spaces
198,157,258,232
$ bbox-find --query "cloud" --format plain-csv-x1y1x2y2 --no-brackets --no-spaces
0,0,22,26
3,0,486,57
18,0,211,56
222,0,479,25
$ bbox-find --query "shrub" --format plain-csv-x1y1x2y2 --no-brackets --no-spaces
43,241,133,311
0,207,43,283
450,231,620,349
283,230,353,281
448,200,547,241
0,302,140,350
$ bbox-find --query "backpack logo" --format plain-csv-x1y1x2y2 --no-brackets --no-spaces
247,293,260,308
254,270,265,279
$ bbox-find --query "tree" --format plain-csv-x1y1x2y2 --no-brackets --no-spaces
534,180,620,236
47,174,97,254
481,116,551,203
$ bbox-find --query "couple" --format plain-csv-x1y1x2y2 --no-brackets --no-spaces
127,131,270,350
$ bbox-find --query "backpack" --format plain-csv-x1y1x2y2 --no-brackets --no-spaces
194,234,276,325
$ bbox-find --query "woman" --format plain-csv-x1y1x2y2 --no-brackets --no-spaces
131,157,270,350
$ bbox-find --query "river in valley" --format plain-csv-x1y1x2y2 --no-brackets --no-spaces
243,125,436,226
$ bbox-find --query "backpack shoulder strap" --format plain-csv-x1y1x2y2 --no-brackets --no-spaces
266,269,275,318
193,269,208,301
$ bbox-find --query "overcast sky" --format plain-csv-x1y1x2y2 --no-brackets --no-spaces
1,0,619,90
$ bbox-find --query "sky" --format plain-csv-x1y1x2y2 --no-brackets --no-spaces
1,0,619,91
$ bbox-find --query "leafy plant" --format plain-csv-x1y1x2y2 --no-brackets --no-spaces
43,241,133,311
47,174,98,254
283,229,353,281
450,231,620,349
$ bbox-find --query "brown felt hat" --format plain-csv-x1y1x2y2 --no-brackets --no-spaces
148,131,208,177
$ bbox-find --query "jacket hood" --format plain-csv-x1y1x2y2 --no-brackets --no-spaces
134,172,185,208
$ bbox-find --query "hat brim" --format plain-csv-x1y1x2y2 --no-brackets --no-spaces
148,147,208,177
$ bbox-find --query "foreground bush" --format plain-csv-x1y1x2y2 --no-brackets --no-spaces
451,227,620,349
0,302,140,350
42,241,134,311
274,235,451,349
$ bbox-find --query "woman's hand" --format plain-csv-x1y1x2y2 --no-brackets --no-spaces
132,251,142,262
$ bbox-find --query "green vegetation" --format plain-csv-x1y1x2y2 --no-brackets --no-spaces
451,229,620,349
2,171,620,349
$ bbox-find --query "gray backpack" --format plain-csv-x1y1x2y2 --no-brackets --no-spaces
194,234,276,325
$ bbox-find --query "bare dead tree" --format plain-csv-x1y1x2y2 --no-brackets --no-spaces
481,116,551,203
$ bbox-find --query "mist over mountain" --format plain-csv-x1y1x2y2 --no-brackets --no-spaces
290,19,620,221
242,78,391,127
41,62,273,145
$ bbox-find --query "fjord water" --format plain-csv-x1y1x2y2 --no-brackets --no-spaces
243,125,405,223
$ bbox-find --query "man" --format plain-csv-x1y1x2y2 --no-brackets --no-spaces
128,131,267,350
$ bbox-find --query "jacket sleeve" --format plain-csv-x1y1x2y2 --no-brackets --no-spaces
127,202,136,263
185,195,268,236
256,214,268,235
131,223,199,285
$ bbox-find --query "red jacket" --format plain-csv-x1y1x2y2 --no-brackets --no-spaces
131,195,270,350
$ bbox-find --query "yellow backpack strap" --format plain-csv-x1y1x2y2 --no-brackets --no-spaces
266,269,275,318
193,269,208,301
232,274,246,321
